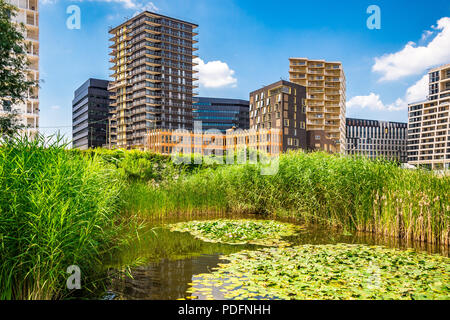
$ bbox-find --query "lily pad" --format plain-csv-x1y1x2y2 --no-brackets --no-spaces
186,244,450,300
168,219,303,247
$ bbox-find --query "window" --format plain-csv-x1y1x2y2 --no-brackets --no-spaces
284,119,290,127
315,135,321,140
2,101,12,112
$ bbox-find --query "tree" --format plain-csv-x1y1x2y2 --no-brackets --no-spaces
0,110,24,140
0,0,37,137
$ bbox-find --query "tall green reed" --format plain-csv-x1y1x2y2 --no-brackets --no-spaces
0,135,125,299
124,150,449,245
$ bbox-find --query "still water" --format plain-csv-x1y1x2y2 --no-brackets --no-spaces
102,214,448,300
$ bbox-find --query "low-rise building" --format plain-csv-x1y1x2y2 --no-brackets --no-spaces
146,128,282,156
346,118,408,163
193,97,249,132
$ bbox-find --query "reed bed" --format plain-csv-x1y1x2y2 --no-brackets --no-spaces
0,136,125,299
125,151,449,245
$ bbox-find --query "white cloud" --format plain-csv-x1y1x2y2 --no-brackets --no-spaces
39,0,57,4
347,93,405,112
372,17,450,81
50,105,61,110
420,30,434,42
405,74,428,103
347,74,429,112
194,58,238,89
138,1,158,11
71,0,158,11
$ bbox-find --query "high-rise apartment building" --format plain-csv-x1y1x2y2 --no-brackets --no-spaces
193,97,250,132
289,58,346,153
408,63,450,170
2,0,39,135
108,11,198,150
346,118,408,163
72,79,110,150
249,80,308,152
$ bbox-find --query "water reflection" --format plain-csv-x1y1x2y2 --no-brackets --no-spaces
109,255,223,300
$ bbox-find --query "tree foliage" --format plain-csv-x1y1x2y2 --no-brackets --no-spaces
0,0,37,137
0,110,24,140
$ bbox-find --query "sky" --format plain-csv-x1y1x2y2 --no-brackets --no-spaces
37,0,450,139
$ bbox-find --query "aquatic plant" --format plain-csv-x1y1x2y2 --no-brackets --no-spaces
186,244,450,300
168,219,303,246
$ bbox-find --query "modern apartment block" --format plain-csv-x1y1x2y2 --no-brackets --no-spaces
408,63,450,170
193,97,250,132
346,118,408,163
289,58,346,153
108,11,198,150
249,80,308,152
72,79,110,150
2,0,39,134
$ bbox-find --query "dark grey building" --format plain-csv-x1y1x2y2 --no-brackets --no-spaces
72,79,110,150
193,97,250,132
346,118,408,163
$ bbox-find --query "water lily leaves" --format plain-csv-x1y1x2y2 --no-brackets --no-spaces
168,219,303,247
186,244,450,300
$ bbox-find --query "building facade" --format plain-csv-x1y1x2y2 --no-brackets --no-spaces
2,0,39,135
289,58,346,153
146,128,282,156
72,79,110,150
346,118,408,163
193,97,249,132
108,11,198,150
249,80,308,152
408,64,450,170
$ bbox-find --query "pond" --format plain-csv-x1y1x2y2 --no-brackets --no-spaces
101,214,449,300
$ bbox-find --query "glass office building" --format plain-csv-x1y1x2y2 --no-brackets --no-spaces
193,97,249,132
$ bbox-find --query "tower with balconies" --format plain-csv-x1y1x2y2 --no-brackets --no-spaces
289,58,346,153
108,11,198,150
408,63,450,170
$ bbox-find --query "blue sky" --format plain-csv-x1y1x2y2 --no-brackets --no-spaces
38,0,450,138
